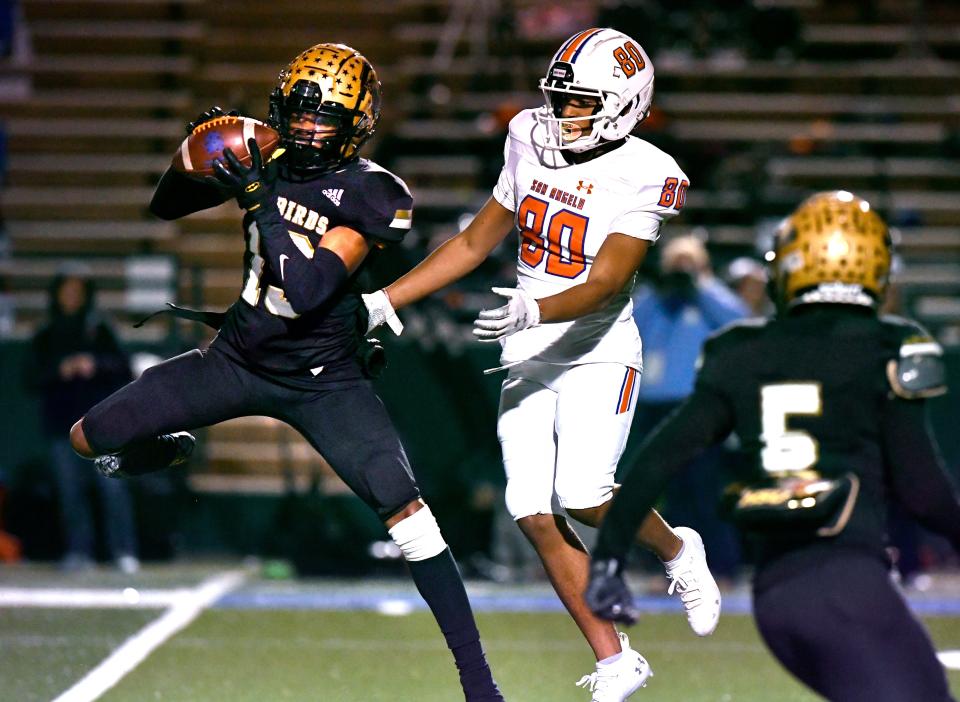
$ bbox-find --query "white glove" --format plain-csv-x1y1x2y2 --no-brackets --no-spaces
362,289,403,336
473,287,540,342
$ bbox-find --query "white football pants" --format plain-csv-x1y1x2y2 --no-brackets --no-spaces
497,361,640,520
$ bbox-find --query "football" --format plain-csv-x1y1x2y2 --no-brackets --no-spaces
172,115,281,179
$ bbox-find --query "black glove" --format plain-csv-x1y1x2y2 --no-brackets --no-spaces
585,557,639,625
212,138,277,213
186,106,239,135
355,300,387,379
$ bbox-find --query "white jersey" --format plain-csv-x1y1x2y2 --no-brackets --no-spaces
492,108,689,368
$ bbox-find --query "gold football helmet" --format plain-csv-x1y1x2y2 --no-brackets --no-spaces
768,190,892,309
268,43,382,175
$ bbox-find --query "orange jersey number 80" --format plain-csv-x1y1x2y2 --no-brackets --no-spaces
517,195,588,279
657,177,689,210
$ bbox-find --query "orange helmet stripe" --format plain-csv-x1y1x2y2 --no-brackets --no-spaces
558,27,603,63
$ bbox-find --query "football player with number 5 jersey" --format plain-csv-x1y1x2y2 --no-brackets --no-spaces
68,43,503,702
586,191,960,702
365,28,720,701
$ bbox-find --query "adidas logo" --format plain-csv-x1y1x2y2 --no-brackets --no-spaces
322,188,344,206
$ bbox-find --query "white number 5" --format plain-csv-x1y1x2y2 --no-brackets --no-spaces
760,383,822,474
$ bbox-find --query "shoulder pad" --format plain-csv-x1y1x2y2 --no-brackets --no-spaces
887,335,947,399
352,162,413,244
706,316,770,346
697,317,770,371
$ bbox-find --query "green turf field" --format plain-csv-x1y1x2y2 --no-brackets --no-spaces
3,605,959,701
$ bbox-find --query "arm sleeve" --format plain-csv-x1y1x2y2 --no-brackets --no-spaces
250,207,349,316
149,167,231,220
882,395,960,551
593,385,735,560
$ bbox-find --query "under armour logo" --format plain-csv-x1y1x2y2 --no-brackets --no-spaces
322,188,344,206
577,180,593,194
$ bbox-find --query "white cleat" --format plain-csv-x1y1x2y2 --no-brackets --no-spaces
664,527,721,636
575,632,652,701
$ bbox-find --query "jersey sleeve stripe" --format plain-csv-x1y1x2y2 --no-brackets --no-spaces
390,209,413,229
900,341,943,357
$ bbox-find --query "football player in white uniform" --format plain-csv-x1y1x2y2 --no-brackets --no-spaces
366,28,721,700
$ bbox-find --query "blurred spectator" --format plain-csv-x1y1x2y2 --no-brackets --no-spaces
0,118,7,188
624,235,748,581
725,255,772,316
0,0,15,59
0,204,11,338
22,266,139,573
0,472,21,562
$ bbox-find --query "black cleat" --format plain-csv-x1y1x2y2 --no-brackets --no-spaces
168,431,196,466
94,431,196,478
94,453,124,478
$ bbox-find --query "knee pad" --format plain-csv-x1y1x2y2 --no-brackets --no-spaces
388,505,447,562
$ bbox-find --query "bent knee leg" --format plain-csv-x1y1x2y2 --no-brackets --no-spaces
70,419,95,458
505,475,560,521
387,504,447,561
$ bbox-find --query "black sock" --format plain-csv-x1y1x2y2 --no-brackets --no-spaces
115,434,184,476
406,548,502,701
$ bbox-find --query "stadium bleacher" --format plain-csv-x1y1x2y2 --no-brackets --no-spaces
1,0,959,497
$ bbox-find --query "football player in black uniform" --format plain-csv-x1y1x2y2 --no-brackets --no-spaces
585,191,960,702
68,43,504,702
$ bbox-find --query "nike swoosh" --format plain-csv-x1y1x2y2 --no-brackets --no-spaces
279,254,289,280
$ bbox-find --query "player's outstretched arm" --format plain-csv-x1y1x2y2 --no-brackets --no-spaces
538,233,650,323
149,106,240,220
149,167,231,220
883,397,960,552
386,197,515,309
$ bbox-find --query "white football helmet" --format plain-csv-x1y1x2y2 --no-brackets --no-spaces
534,27,655,153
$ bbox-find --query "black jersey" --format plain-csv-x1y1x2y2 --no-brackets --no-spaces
595,305,960,585
697,307,934,569
212,158,413,381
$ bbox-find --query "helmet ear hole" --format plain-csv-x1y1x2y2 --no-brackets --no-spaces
617,94,639,120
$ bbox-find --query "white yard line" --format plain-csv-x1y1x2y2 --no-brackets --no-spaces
49,569,247,702
938,650,960,670
0,587,186,608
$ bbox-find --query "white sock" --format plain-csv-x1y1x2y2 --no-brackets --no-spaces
598,652,624,666
664,538,687,567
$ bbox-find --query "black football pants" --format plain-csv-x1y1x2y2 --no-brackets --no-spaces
82,346,420,519
753,552,955,702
